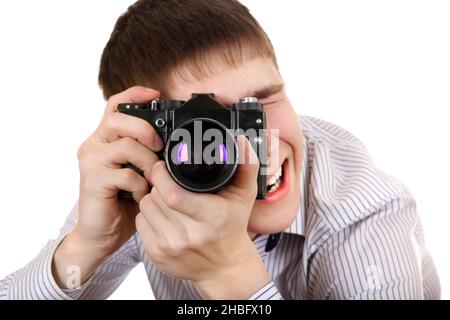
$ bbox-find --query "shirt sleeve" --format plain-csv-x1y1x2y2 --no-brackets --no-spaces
306,194,441,300
248,281,284,300
0,203,141,300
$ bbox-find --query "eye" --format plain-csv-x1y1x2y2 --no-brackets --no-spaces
262,99,281,107
260,92,286,107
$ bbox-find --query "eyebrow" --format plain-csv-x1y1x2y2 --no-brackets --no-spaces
248,83,285,100
216,83,285,106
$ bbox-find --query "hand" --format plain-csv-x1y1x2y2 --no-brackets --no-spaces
136,136,270,299
53,86,163,288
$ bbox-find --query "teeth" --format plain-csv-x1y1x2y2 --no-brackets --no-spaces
267,175,278,186
267,162,284,193
268,180,281,193
276,166,282,179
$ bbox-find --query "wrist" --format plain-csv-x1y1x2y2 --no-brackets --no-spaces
61,228,113,262
194,238,270,299
69,226,119,257
52,229,111,289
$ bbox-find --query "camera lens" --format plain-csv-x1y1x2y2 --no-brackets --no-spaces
174,142,228,184
165,118,238,193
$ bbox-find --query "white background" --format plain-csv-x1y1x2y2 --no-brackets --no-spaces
0,0,448,300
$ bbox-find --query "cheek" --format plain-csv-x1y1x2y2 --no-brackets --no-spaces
266,107,302,150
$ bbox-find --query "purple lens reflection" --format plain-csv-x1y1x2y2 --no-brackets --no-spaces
177,143,188,163
177,143,227,163
219,143,227,163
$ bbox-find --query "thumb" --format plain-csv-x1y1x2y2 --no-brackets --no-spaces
220,135,260,200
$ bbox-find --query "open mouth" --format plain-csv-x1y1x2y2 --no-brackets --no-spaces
266,159,286,194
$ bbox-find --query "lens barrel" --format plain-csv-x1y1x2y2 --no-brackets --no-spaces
165,118,238,193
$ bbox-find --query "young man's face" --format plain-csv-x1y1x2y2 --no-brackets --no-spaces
167,57,304,236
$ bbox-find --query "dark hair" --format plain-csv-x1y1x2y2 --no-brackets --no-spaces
98,0,278,99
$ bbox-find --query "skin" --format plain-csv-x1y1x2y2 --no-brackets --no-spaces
52,57,304,299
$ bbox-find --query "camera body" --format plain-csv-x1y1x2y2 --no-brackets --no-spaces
117,93,267,199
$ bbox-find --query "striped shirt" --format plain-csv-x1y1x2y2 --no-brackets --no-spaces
0,116,441,300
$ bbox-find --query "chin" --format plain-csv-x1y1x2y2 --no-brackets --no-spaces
247,158,301,235
247,203,299,235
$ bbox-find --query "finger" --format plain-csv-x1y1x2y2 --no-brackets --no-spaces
139,193,175,237
149,186,193,225
219,135,260,200
135,212,159,257
95,112,164,151
104,86,160,115
151,160,211,219
102,167,149,202
135,212,154,240
100,137,159,183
